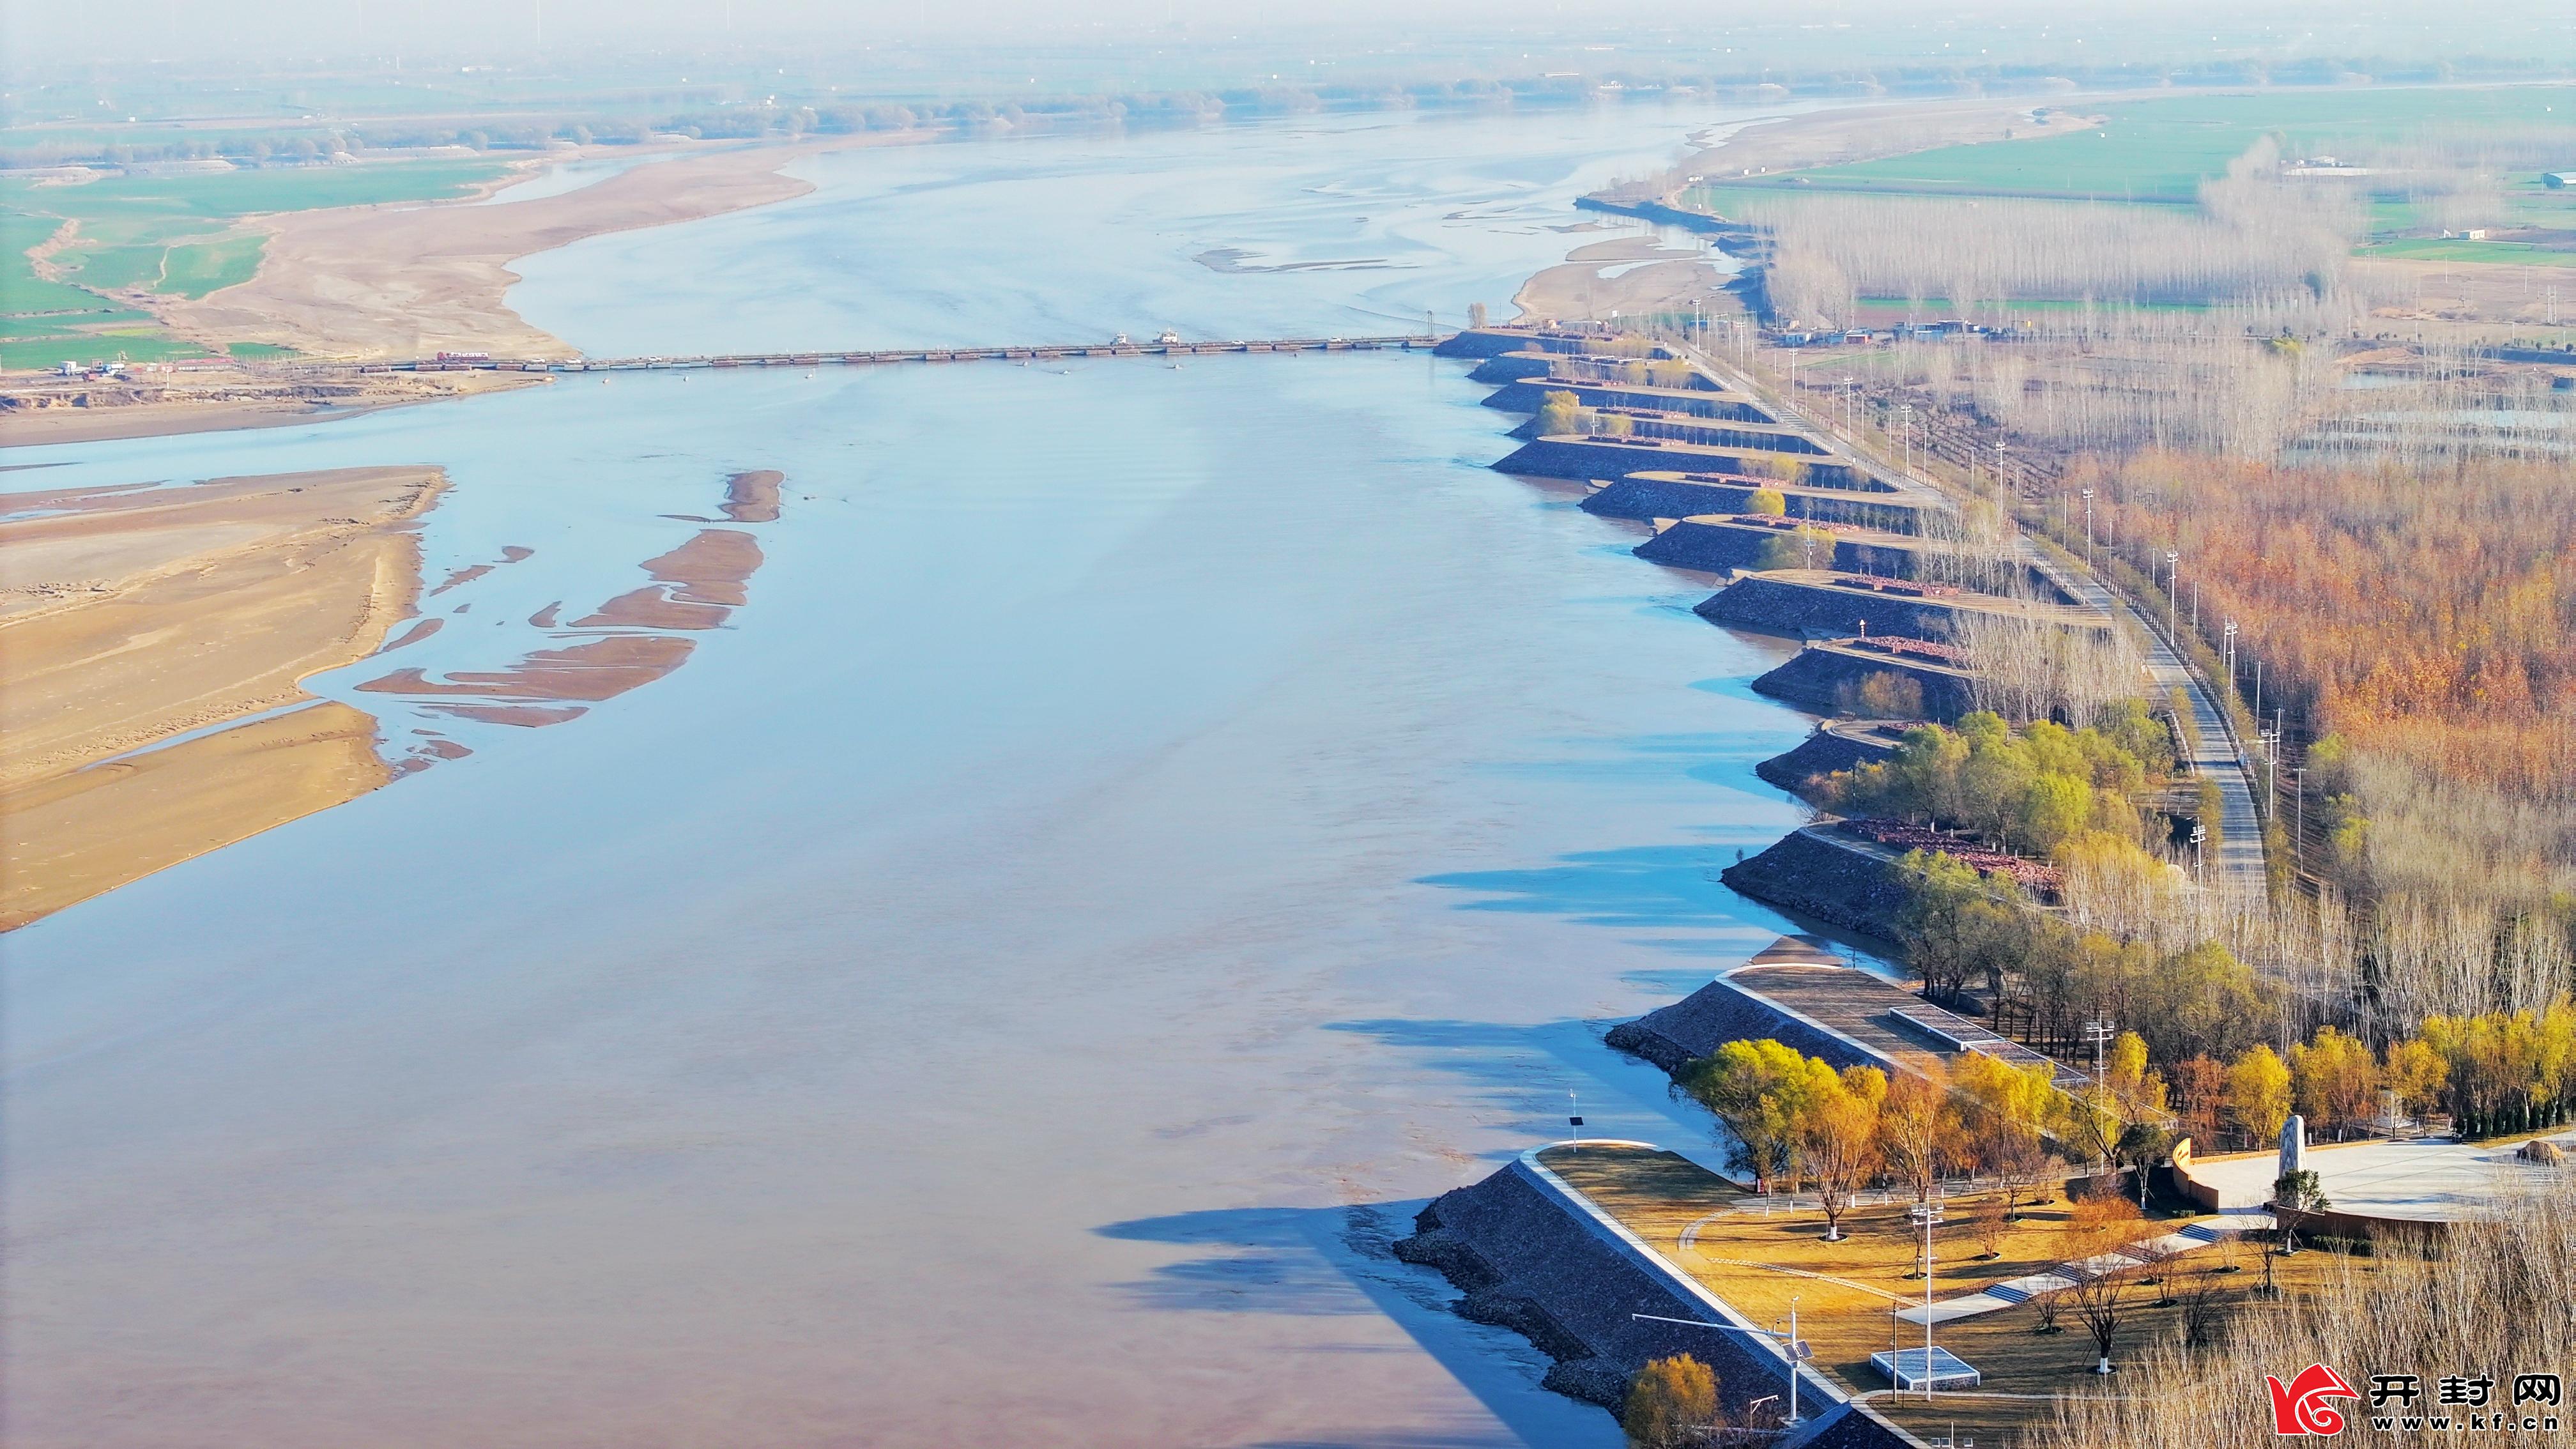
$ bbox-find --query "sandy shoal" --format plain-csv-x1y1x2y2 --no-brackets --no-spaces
1676,95,2108,187
1515,237,1734,324
0,465,445,928
0,702,392,931
156,135,928,362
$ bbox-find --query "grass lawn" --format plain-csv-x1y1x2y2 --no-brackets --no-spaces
1542,1144,2362,1446
222,341,298,360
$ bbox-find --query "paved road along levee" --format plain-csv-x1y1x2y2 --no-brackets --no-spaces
1675,338,2269,896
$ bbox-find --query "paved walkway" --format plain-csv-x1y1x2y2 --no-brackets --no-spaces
1892,1214,2273,1325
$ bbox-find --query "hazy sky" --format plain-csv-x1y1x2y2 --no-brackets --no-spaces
1,0,2562,70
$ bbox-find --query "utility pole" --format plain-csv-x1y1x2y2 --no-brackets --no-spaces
2165,549,2180,638
2082,487,2094,571
2294,766,2306,873
2272,709,2285,813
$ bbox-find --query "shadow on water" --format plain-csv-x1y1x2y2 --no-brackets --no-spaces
1096,1203,1620,1449
1420,843,1765,934
1320,1017,1726,1176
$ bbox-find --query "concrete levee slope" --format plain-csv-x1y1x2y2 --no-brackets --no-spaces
1397,1148,1921,1446
1583,474,1928,532
1483,376,1773,421
1755,724,1901,797
1607,972,1887,1077
1636,518,1920,578
1716,827,1919,941
1751,644,1978,723
1697,573,1975,641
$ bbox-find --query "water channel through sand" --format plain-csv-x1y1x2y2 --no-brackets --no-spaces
2,103,1899,1448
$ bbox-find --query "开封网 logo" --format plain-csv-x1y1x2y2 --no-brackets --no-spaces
2269,1363,2362,1435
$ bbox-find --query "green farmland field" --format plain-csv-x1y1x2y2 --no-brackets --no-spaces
0,157,509,369
0,330,208,371
1732,86,2576,204
161,234,268,298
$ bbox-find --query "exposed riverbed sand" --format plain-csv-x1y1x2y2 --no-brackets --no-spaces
158,136,927,363
1515,236,1733,323
1672,95,2106,187
0,466,444,928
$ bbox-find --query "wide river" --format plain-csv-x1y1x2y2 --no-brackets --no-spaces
4,104,1877,1448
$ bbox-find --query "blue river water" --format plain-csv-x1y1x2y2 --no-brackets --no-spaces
3,104,1869,1449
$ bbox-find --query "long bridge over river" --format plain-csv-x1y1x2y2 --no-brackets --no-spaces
364,333,1447,375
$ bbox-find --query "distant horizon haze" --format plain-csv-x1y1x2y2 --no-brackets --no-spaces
3,0,2566,77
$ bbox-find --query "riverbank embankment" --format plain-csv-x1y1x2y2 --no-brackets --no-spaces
1750,640,1979,723
1396,1145,1919,1445
1753,723,1901,797
1716,827,1918,941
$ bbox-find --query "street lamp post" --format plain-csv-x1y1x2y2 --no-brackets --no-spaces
1629,1313,1808,1427
1908,1203,1943,1401
2081,487,2094,570
2165,550,2180,638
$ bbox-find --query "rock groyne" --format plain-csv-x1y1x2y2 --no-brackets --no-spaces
1754,724,1899,797
1434,326,1604,359
1716,827,1917,941
1751,643,1978,723
1636,518,1920,578
1466,352,1567,384
1496,437,1871,490
1695,573,1970,641
1482,376,1772,422
1582,474,1926,532
1395,1149,1919,1445
1605,973,1884,1077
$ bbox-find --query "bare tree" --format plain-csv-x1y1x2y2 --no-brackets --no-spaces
2170,1268,2232,1352
2066,1262,2136,1376
1972,1193,2009,1261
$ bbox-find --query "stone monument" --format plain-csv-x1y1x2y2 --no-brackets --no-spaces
2278,1113,2306,1178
